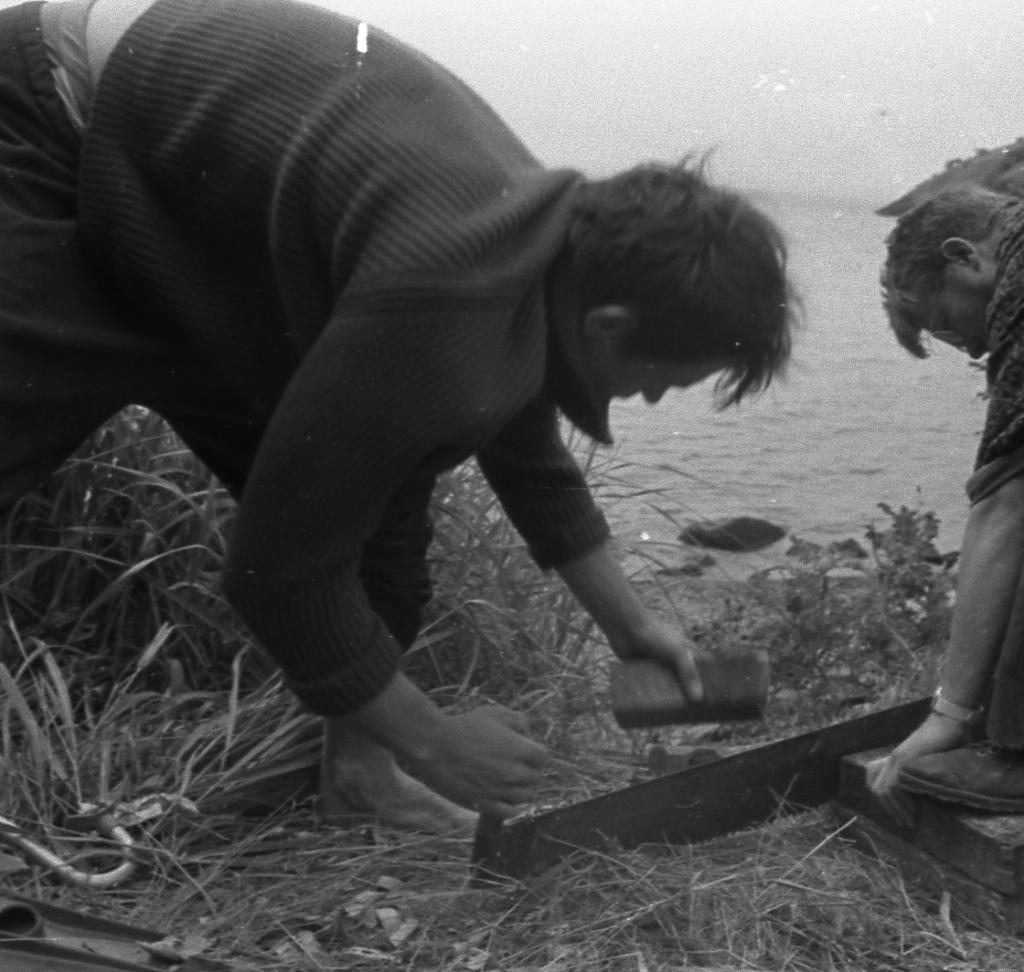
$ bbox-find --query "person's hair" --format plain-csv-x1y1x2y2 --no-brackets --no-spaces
566,157,798,407
881,186,1015,357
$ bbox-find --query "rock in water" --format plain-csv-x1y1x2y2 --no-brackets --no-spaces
678,516,786,552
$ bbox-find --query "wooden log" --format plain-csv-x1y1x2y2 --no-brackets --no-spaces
839,749,1024,896
833,808,1024,934
834,749,1024,933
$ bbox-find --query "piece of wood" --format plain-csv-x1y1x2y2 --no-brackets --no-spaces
831,804,1024,934
611,652,769,728
838,749,1024,898
471,697,930,883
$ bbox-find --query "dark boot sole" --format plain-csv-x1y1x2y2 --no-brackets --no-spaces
898,771,1024,813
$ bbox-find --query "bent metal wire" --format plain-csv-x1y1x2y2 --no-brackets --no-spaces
0,811,136,889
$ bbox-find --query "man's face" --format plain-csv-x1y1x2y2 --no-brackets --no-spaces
606,356,727,404
579,305,728,407
924,287,990,359
922,233,999,359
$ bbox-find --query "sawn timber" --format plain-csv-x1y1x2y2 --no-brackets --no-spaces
471,696,930,882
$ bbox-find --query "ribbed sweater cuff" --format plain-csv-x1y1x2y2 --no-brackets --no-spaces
284,646,400,717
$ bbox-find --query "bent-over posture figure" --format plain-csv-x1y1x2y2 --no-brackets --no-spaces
871,185,1024,823
1,0,796,832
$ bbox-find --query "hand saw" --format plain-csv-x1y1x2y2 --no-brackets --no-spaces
471,696,930,882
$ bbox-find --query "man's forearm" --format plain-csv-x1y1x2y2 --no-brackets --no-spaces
555,539,654,653
340,671,446,764
941,475,1024,708
555,538,704,700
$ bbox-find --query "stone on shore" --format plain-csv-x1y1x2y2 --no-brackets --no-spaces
678,516,787,553
655,552,717,577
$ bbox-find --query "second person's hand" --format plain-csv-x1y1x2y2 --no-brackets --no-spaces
865,712,971,828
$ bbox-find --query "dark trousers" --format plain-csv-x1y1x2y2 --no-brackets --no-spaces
0,1,189,517
987,567,1024,749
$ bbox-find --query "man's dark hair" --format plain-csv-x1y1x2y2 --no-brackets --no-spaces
881,186,1014,357
567,157,797,406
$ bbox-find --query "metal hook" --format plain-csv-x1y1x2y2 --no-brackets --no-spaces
0,810,136,889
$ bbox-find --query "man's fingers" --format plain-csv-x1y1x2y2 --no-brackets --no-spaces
889,787,917,829
477,798,522,819
499,741,547,778
674,652,704,704
484,708,547,766
475,779,537,817
866,756,916,829
522,739,548,768
865,757,885,789
428,707,548,813
487,705,530,734
499,782,538,806
879,789,915,829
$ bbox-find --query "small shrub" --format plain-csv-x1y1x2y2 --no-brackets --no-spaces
688,503,955,732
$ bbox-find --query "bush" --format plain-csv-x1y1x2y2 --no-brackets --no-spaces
686,503,954,734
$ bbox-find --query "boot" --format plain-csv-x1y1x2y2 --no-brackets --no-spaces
897,742,1024,812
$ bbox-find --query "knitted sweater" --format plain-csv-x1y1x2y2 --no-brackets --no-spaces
965,204,1024,505
975,203,1024,471
78,0,611,715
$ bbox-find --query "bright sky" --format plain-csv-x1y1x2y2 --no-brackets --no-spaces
331,0,1021,205
6,0,1019,205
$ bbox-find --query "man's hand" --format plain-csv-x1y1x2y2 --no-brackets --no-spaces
401,705,547,817
345,673,546,818
865,713,971,828
555,541,704,703
612,615,704,704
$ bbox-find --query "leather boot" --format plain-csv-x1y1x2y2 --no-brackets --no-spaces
897,743,1024,812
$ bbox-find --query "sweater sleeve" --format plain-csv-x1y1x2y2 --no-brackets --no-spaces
223,296,527,715
476,396,610,568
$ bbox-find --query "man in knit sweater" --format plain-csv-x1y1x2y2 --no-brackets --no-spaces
870,187,1024,823
1,0,797,832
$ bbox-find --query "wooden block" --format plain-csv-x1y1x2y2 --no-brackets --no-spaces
834,748,1024,933
833,806,1024,934
610,651,769,728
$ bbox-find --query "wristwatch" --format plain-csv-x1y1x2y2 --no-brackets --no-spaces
932,687,984,728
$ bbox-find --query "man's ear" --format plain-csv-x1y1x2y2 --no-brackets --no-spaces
940,237,979,267
582,305,637,345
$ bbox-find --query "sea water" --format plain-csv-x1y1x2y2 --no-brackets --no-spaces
591,192,987,563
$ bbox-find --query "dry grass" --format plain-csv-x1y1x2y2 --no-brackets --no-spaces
1,411,1023,970
7,713,1023,971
